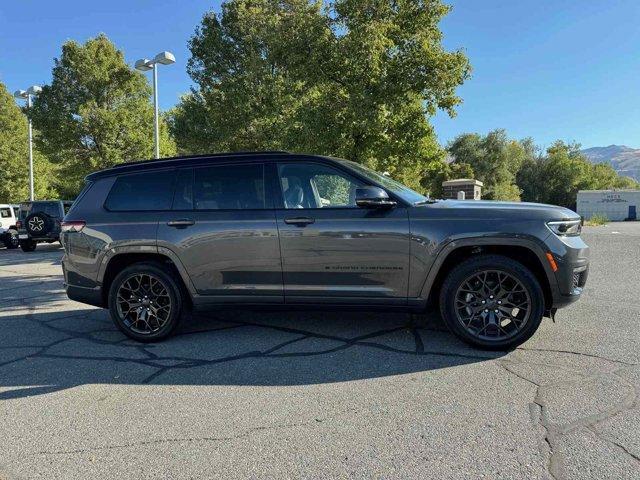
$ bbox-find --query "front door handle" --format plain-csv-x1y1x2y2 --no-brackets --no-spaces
284,216,315,226
167,219,195,228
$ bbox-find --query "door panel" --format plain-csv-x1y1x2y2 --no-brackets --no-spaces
275,162,410,303
156,164,283,302
157,210,282,299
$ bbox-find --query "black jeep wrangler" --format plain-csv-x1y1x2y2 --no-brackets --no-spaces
17,200,73,252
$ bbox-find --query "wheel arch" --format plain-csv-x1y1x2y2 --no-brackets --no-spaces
421,237,556,312
101,250,194,307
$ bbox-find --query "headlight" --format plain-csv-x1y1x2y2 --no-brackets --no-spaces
547,219,582,236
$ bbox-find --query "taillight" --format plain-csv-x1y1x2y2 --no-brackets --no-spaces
61,221,86,233
16,220,22,229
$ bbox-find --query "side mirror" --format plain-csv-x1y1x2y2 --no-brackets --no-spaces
356,186,397,209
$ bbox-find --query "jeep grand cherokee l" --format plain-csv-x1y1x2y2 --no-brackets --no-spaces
60,152,589,349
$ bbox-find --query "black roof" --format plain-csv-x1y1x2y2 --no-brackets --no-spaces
85,151,330,181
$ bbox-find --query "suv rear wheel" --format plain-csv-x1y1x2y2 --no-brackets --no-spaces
19,239,37,252
439,254,544,350
108,262,184,342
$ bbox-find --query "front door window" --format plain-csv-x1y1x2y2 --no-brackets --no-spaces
278,163,363,209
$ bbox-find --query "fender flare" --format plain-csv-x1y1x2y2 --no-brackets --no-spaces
97,245,198,298
418,235,558,300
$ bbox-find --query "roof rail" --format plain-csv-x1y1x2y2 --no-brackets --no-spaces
113,150,290,169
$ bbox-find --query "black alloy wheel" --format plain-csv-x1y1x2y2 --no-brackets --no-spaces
454,270,531,341
440,255,544,350
108,262,183,342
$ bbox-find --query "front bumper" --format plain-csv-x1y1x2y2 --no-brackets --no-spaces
545,233,590,309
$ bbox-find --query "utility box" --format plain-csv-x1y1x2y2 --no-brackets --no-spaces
442,179,483,200
577,190,640,221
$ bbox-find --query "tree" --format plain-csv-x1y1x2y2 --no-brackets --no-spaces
30,34,176,198
447,129,526,200
0,82,55,203
172,0,471,195
517,141,639,208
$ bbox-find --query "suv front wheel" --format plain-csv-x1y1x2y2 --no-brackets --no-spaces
108,262,184,342
439,254,544,350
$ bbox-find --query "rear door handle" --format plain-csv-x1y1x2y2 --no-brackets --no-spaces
167,219,195,228
284,216,315,226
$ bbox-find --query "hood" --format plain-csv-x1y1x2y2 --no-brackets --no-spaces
418,199,579,221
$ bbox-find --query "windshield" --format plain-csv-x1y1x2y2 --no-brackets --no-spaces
336,159,429,205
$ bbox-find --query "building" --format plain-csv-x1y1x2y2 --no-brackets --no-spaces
442,179,483,200
577,190,639,221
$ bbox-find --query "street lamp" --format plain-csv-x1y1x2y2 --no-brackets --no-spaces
135,51,176,159
14,85,42,201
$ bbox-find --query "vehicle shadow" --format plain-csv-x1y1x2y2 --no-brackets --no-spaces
0,295,506,399
1,245,507,399
0,242,63,266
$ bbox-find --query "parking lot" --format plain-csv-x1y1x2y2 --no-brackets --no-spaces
0,223,638,479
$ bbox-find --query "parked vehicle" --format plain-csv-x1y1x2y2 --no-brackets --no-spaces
17,200,73,252
0,204,20,249
61,152,589,349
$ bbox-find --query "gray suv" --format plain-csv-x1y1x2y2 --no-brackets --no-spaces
61,152,589,349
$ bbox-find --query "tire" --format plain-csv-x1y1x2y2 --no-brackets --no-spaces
3,230,19,249
19,239,37,252
25,212,53,236
108,262,184,342
439,254,545,350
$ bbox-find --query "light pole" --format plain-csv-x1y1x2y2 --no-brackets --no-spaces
14,85,42,201
134,51,176,159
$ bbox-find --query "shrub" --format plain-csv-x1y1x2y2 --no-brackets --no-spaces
586,213,608,226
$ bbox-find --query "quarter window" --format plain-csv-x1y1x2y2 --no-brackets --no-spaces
194,164,265,210
278,163,363,209
105,170,174,211
0,208,11,218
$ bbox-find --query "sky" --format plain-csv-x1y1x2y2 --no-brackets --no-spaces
1,0,639,150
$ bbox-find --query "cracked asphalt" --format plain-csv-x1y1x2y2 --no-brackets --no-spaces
0,223,639,479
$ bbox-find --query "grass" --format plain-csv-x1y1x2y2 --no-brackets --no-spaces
585,213,608,226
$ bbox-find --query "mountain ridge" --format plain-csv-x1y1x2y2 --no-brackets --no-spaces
580,144,640,182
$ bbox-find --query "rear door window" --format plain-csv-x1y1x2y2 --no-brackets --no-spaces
172,169,193,210
194,164,265,210
105,170,175,211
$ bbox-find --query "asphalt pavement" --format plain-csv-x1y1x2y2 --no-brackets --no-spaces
0,223,638,479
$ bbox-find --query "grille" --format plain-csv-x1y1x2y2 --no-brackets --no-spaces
572,270,587,289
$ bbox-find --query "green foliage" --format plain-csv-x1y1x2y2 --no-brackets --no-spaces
530,141,638,208
30,34,176,198
0,82,56,203
172,0,471,195
447,129,526,200
448,132,638,207
586,213,608,226
314,174,351,206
